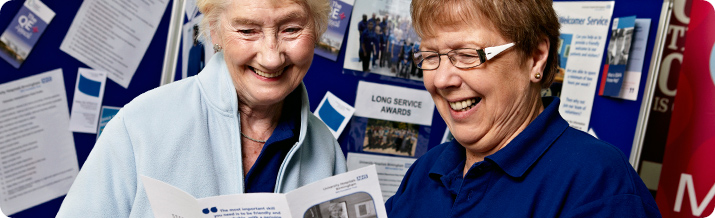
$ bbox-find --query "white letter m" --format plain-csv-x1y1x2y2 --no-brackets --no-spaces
674,173,715,217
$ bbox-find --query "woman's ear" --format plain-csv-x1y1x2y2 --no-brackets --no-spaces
530,36,550,83
210,20,220,46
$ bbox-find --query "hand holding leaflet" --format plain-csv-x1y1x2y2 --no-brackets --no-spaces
142,165,387,218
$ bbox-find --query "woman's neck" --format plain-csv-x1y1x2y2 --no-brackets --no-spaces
463,91,544,176
238,100,284,140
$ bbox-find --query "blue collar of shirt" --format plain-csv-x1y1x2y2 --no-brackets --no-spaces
243,90,301,193
260,89,300,145
429,97,569,183
263,112,296,145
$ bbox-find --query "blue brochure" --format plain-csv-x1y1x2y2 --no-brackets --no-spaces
0,0,54,68
314,0,354,61
599,16,636,97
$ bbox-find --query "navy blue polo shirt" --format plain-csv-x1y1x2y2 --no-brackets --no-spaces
385,97,660,217
243,92,300,193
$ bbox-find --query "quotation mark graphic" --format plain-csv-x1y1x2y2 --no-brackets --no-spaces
202,207,218,214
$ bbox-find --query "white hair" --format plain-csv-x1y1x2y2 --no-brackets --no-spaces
196,0,330,44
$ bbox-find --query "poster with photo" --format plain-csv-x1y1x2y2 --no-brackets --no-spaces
315,0,355,61
599,16,636,97
342,0,423,80
362,118,420,157
0,0,54,68
182,14,214,79
554,1,614,131
345,81,434,158
347,116,430,158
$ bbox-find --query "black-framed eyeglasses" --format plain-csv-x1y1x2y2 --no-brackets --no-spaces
412,43,515,70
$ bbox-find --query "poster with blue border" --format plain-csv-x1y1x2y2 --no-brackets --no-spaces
599,15,636,97
314,0,354,61
97,106,122,139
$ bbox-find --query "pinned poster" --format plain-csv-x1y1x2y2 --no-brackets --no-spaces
97,106,121,139
616,19,651,100
599,16,636,97
346,152,416,200
0,0,54,68
343,0,423,80
69,68,107,133
0,69,78,216
346,81,434,158
59,0,170,88
314,0,354,61
554,1,615,131
314,91,355,138
353,81,434,126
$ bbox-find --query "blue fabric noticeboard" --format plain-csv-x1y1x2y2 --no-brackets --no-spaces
0,0,174,217
0,0,666,216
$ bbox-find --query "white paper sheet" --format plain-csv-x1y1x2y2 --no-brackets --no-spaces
346,152,416,201
69,68,107,133
354,81,434,126
554,1,615,131
314,91,355,138
142,165,387,218
617,19,651,100
59,0,170,88
0,69,79,215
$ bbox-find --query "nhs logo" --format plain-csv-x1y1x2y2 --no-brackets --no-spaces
41,76,52,84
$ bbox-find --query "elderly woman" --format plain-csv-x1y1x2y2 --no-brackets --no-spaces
57,0,345,217
385,0,660,217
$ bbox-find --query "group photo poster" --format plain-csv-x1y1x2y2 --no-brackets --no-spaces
345,81,434,158
342,0,423,80
553,1,615,131
314,0,355,61
182,14,214,79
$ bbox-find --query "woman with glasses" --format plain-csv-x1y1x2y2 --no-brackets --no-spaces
385,0,660,217
57,0,346,216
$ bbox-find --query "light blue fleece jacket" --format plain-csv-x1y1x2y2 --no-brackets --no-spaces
56,53,347,217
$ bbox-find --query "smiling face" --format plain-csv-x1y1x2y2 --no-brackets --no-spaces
420,20,545,159
212,0,316,107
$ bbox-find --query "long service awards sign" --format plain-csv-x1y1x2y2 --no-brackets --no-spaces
354,81,434,126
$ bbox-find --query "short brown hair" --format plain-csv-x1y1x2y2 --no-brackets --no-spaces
411,0,560,88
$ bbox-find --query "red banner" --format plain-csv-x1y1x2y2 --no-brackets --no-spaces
656,0,715,217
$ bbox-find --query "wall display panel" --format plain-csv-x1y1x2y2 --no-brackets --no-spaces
0,0,673,215
0,0,174,216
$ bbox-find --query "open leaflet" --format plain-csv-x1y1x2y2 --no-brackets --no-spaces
141,165,387,218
